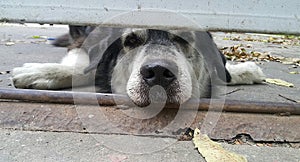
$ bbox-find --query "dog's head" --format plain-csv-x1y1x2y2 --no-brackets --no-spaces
84,28,230,107
112,29,200,107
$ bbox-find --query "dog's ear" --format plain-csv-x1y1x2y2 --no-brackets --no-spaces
52,25,93,48
52,33,71,47
83,27,124,73
69,26,89,40
193,31,231,82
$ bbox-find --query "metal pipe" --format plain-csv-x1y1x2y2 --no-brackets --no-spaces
0,88,299,115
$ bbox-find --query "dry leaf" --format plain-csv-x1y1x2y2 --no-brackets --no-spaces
289,71,299,74
0,71,10,75
265,78,294,87
32,35,41,39
280,57,300,65
5,42,15,46
193,128,247,162
220,34,300,65
108,155,127,162
224,33,300,45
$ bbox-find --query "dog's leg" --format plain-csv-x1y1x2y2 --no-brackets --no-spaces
12,48,92,90
226,62,265,85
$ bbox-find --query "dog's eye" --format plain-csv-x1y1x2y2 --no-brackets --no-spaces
172,35,192,54
123,33,144,49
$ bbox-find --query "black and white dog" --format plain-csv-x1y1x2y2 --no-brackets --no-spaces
12,26,265,107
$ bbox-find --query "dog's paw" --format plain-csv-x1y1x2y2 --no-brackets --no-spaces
12,63,73,89
226,62,266,85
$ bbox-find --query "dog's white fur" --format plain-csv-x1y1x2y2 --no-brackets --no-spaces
226,62,265,85
13,48,93,89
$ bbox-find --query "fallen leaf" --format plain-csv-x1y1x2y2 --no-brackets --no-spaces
246,44,253,48
108,155,127,162
289,71,299,74
280,57,300,65
32,35,48,39
0,71,10,75
32,35,41,39
5,42,15,46
221,33,300,64
265,78,294,87
220,44,273,62
193,128,247,162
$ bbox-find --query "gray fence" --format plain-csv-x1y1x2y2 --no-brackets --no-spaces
1,0,300,34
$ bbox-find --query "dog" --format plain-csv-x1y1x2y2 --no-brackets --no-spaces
12,26,265,107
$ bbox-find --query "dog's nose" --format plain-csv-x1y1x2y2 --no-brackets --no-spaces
140,61,177,87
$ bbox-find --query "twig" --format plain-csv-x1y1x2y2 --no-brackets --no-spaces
221,88,244,96
278,94,299,103
0,88,300,115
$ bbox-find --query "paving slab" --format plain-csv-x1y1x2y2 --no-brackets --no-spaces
0,128,299,162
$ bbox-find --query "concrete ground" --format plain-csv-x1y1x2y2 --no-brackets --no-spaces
0,24,299,162
0,129,299,162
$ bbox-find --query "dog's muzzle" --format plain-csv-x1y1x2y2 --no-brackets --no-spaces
140,60,178,88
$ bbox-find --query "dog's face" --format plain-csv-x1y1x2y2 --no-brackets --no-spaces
108,29,208,107
82,28,229,107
